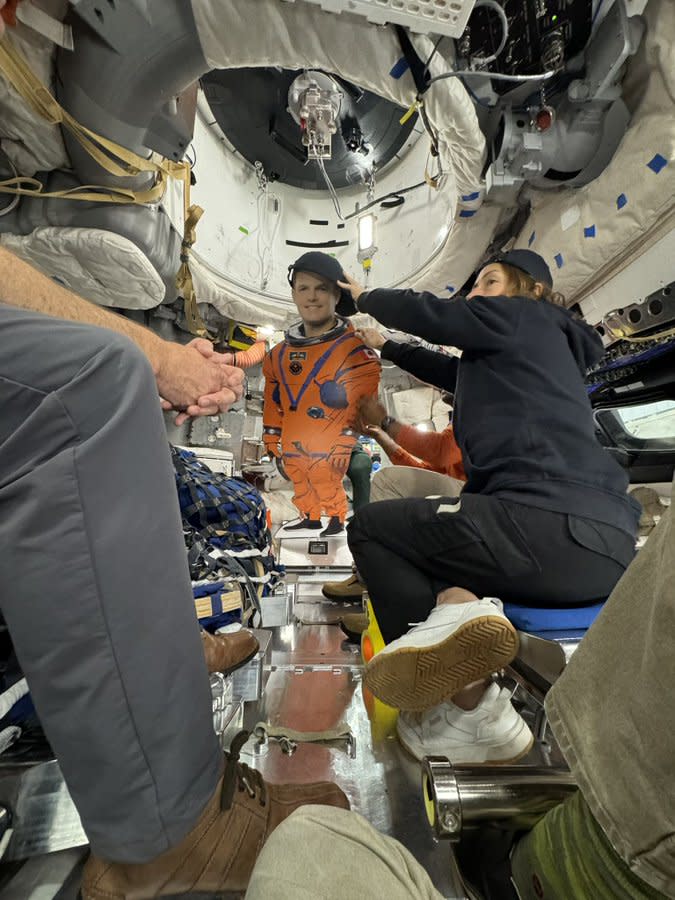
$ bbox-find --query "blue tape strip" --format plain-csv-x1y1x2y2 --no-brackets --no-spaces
459,209,476,218
647,153,668,174
461,191,480,202
446,285,455,294
584,225,596,238
617,193,628,210
389,57,410,79
528,231,536,246
554,253,564,269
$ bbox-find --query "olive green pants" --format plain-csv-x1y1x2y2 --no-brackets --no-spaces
346,444,372,511
511,791,667,900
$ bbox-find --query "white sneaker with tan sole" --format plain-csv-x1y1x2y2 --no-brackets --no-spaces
397,682,534,764
364,598,518,712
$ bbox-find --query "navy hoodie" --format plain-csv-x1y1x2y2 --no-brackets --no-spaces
359,287,640,537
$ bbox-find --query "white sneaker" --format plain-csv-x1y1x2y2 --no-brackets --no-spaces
397,682,534,764
364,598,518,712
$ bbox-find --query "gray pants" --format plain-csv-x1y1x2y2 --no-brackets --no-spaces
0,304,221,863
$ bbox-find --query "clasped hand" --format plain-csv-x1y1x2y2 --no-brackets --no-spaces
157,338,245,425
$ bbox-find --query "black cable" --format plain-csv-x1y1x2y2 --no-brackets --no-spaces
344,178,439,220
380,195,406,209
424,35,445,76
418,101,440,157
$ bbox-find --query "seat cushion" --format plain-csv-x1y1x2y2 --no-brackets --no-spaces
504,602,605,633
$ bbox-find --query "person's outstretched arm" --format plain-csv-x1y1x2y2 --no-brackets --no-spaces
342,274,517,352
356,326,459,391
0,246,244,422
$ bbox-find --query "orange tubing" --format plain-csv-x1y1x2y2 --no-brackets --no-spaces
233,341,267,368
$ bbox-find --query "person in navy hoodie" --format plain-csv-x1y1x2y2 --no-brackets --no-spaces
344,250,640,765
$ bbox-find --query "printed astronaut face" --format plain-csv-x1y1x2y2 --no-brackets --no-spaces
291,271,339,330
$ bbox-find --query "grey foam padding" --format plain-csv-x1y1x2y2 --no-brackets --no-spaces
57,0,208,185
0,171,182,302
0,0,212,307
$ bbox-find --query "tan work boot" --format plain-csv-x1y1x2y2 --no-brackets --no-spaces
201,628,259,675
339,612,369,643
322,572,363,601
82,731,350,899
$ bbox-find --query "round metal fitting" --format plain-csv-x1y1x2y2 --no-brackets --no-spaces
422,756,461,841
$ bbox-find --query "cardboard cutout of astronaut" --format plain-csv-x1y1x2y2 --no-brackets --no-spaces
263,252,381,536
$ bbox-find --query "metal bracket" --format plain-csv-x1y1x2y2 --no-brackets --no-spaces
253,721,356,758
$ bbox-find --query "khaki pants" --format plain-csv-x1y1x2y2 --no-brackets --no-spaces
371,465,464,503
245,805,444,900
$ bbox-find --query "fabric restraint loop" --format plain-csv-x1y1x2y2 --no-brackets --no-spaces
0,34,210,335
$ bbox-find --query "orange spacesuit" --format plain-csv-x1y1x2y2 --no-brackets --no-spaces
263,317,380,524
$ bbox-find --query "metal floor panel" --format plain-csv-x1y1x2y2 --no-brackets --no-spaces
0,848,86,900
0,761,86,862
240,580,468,898
291,579,363,625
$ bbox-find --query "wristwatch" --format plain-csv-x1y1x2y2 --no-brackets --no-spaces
380,415,395,434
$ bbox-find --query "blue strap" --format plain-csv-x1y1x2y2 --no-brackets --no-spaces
278,332,354,410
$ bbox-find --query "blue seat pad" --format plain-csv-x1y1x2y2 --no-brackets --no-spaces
504,602,604,632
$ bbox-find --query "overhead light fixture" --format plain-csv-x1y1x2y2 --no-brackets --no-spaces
357,213,377,265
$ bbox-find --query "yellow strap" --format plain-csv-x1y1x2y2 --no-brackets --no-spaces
0,173,167,204
176,204,211,338
0,35,186,188
0,33,212,337
399,99,419,125
253,721,354,744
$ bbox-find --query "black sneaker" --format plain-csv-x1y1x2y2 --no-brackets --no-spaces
285,518,322,531
321,516,344,537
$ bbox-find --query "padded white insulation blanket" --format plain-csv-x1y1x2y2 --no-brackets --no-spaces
514,0,675,306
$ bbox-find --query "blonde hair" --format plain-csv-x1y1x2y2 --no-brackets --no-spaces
500,263,567,307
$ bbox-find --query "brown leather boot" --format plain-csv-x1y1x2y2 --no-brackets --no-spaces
339,612,369,643
81,731,350,899
201,628,259,675
322,572,363,601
